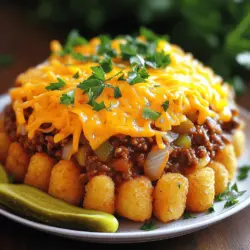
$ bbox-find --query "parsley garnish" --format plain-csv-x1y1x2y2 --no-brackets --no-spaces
129,55,145,67
87,89,106,111
215,183,246,208
237,165,250,181
146,51,171,69
59,29,87,57
46,78,66,90
183,212,196,219
73,71,80,79
140,27,169,42
60,90,75,105
162,100,169,111
120,42,137,60
113,86,122,98
90,66,105,81
178,183,181,189
142,107,161,121
118,73,126,81
100,55,113,73
140,220,157,231
127,66,149,85
208,206,215,213
97,35,117,57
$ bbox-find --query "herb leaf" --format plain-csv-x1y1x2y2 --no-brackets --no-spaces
127,66,149,85
46,78,66,90
100,55,113,73
237,165,250,181
73,71,80,79
146,51,171,69
90,66,105,81
140,220,157,231
183,212,196,219
142,107,161,121
120,43,137,60
208,206,215,213
114,86,122,98
60,90,75,105
129,55,145,67
162,100,169,111
97,35,117,57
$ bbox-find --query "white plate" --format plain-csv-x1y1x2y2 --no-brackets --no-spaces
0,94,249,243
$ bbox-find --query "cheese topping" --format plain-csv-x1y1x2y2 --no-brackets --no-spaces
10,36,232,154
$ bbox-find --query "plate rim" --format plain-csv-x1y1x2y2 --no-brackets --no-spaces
0,93,250,243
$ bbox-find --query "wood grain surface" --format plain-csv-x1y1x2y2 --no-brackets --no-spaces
1,5,250,250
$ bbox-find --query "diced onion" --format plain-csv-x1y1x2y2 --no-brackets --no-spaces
144,145,172,181
62,141,73,160
162,132,178,143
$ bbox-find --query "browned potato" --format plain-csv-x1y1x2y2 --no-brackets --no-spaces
215,144,237,180
83,175,115,214
5,142,30,182
186,167,215,212
0,132,11,163
24,153,55,191
116,176,153,222
232,129,245,157
48,160,84,205
153,173,188,223
208,161,229,195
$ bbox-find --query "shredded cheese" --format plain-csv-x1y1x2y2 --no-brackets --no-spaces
10,37,232,154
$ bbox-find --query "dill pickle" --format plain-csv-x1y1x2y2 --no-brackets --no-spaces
0,184,119,232
0,164,9,183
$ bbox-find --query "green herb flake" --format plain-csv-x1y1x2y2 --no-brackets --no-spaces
73,71,80,79
129,55,145,67
118,73,126,81
146,51,171,69
183,212,196,219
46,78,66,91
114,86,122,98
90,66,106,81
178,183,181,189
60,90,75,105
97,35,117,57
140,220,157,231
237,165,250,181
127,66,149,85
100,55,113,73
162,100,169,111
208,206,215,213
142,107,161,121
120,43,137,60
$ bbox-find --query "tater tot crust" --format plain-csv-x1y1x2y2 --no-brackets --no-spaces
116,176,153,222
83,175,115,214
24,153,55,191
153,173,188,223
186,167,215,212
232,129,245,157
48,160,84,205
215,144,237,180
6,142,30,182
208,161,229,195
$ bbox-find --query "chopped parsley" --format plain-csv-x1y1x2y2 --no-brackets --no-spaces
146,51,171,69
87,89,106,111
60,90,75,105
183,212,196,219
59,29,87,57
127,66,149,85
100,55,113,73
178,182,181,189
237,165,250,181
162,100,169,111
73,71,80,79
140,27,169,42
46,78,66,90
215,183,246,208
113,86,122,98
142,107,161,121
97,35,117,57
118,73,126,81
129,55,145,67
208,206,215,213
90,66,105,81
120,42,137,60
140,220,157,231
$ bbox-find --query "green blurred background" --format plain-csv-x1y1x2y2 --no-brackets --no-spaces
2,0,250,92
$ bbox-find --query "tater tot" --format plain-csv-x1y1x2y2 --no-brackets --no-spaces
24,153,55,192
153,173,188,223
0,132,11,163
83,175,115,214
116,176,153,222
186,167,215,212
208,161,229,195
48,160,84,205
5,142,30,182
232,129,245,157
215,144,237,180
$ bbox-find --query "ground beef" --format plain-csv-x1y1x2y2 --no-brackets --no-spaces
3,104,240,185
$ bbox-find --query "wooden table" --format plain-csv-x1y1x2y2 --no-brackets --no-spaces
1,5,250,250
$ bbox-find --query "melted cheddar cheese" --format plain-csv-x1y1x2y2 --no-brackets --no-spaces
10,37,232,155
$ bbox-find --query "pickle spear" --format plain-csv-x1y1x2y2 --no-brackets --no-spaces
0,184,119,232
